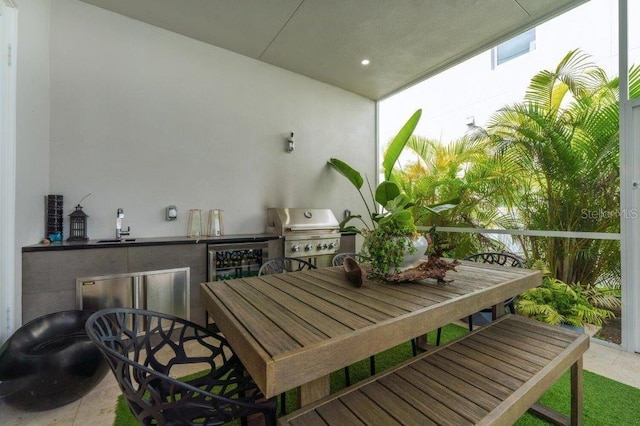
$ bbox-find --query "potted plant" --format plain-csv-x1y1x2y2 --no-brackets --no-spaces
328,109,457,277
515,263,621,330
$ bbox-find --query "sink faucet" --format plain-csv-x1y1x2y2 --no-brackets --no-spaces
116,208,130,240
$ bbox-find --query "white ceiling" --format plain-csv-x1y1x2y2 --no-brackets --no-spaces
78,0,587,100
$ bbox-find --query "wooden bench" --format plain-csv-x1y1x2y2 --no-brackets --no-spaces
278,314,589,426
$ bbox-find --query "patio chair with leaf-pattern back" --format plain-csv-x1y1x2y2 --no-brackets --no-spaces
85,308,277,426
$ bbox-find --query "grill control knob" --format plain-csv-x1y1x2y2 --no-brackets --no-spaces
317,243,326,250
291,244,300,252
304,243,313,251
328,242,336,249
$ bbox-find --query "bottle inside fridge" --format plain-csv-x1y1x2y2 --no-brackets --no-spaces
207,242,268,281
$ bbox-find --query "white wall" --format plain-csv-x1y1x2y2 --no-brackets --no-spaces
48,0,375,240
380,0,626,145
14,0,51,327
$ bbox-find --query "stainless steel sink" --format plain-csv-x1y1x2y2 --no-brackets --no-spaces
96,239,136,243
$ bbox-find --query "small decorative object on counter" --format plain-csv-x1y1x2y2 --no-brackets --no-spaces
187,209,203,237
45,194,63,239
48,232,63,242
68,205,89,241
207,209,224,236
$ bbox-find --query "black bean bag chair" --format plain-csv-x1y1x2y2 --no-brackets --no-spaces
0,310,109,411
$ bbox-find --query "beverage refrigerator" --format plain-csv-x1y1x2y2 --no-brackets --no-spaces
207,242,268,281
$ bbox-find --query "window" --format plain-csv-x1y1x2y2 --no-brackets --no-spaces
492,28,536,68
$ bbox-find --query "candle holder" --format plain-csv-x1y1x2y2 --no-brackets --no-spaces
68,204,89,241
187,209,203,237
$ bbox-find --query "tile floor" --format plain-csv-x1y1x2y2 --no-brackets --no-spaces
0,339,638,426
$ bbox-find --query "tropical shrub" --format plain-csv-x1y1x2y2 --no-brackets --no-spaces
515,260,620,328
329,110,459,276
486,49,640,285
397,133,521,258
392,49,640,287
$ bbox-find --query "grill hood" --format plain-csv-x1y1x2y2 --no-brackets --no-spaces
266,208,340,235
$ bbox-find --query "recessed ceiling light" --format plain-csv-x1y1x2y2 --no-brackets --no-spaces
361,59,370,66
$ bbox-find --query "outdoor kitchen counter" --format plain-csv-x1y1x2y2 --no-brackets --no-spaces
21,232,356,324
22,233,281,252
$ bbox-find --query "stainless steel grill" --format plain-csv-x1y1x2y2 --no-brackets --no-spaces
266,208,341,268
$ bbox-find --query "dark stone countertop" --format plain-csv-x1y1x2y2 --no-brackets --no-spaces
22,233,281,252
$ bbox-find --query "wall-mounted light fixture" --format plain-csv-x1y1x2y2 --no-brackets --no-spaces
286,132,295,153
166,205,178,221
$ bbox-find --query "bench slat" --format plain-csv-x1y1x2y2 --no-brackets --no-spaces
479,326,563,359
424,352,517,397
480,326,566,359
314,399,366,425
436,343,529,387
289,409,326,426
339,389,400,424
409,357,503,411
396,363,490,422
504,314,580,344
279,315,589,426
377,373,470,426
360,380,432,424
465,332,552,367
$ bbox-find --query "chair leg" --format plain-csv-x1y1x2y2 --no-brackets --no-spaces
264,410,278,426
411,338,417,356
344,366,351,387
280,392,286,416
436,327,442,346
369,356,376,376
468,315,473,331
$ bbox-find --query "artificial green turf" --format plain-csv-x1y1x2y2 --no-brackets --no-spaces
114,324,640,425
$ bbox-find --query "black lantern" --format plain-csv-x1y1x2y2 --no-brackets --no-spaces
68,204,89,241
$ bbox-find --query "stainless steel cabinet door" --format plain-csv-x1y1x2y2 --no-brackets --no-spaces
144,269,189,319
77,268,190,321
80,276,134,312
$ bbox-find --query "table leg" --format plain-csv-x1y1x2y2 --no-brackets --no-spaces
297,375,330,407
571,357,584,426
492,303,506,320
416,334,429,351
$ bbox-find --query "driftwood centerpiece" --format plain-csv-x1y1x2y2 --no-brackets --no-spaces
386,255,460,284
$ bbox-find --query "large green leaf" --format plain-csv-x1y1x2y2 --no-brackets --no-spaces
374,181,401,207
427,197,461,213
328,158,363,189
383,109,422,180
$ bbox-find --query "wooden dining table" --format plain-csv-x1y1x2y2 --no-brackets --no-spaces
199,259,542,407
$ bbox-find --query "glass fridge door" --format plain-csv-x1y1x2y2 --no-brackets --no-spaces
208,242,268,281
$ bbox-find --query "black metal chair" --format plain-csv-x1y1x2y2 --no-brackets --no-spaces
331,252,366,266
432,252,525,346
258,257,316,275
331,253,377,386
258,257,316,414
85,308,277,426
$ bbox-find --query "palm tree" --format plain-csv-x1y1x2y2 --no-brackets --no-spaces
394,133,521,256
486,49,639,285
